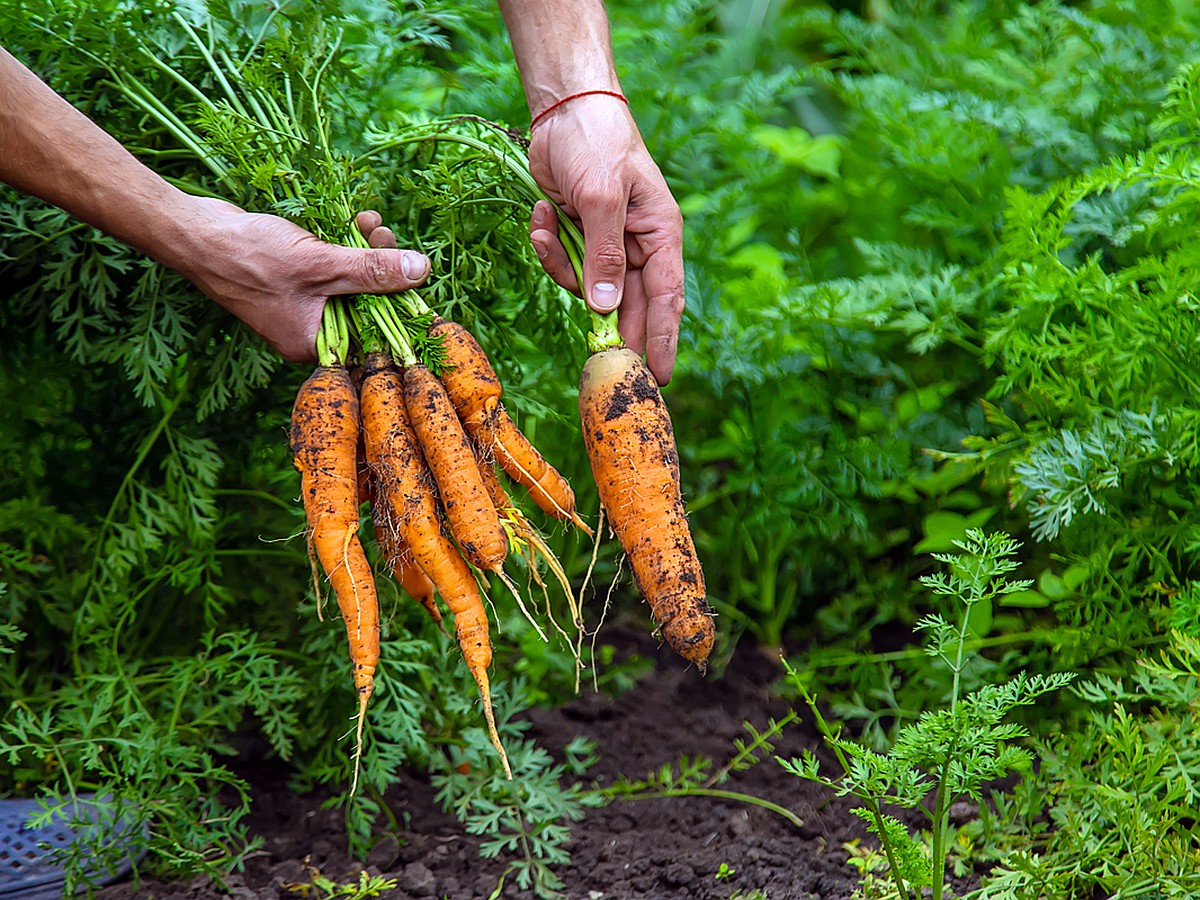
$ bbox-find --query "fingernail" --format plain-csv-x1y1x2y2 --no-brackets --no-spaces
532,204,546,225
532,241,548,260
401,252,427,280
591,282,620,312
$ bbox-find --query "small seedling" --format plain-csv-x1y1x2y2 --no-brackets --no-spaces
604,714,803,828
781,531,1074,900
284,866,398,899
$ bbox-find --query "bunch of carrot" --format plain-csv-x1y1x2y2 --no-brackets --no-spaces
289,270,604,788
83,5,715,791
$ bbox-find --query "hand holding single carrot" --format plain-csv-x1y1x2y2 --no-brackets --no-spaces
496,0,686,387
525,101,686,388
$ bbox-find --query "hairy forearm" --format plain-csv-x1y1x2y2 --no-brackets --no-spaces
496,0,622,116
0,47,206,273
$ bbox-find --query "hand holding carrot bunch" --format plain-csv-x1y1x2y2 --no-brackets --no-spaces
5,1,712,790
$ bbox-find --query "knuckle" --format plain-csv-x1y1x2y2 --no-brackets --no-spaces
669,290,686,318
589,245,626,271
576,179,625,213
362,250,390,287
668,204,684,233
651,285,686,319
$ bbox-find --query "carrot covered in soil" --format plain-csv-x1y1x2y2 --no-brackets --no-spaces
358,352,511,778
290,363,380,790
579,347,715,671
373,511,444,631
402,361,508,574
430,316,592,536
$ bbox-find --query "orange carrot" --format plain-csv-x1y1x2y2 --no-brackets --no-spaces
428,317,502,431
358,353,511,778
373,512,444,631
578,348,715,671
402,362,508,573
290,365,380,789
475,444,584,675
430,317,592,535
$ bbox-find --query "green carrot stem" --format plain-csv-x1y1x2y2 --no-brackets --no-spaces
588,312,622,353
317,300,350,367
348,305,384,356
359,123,621,351
115,77,231,183
395,291,431,318
174,14,252,120
136,47,216,111
363,300,417,367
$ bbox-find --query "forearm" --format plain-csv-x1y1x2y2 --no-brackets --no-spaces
0,47,207,274
496,0,622,117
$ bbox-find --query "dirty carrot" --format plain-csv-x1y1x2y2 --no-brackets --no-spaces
374,511,444,631
476,446,584,682
579,347,715,671
358,352,511,778
402,362,508,574
430,316,592,536
290,362,380,791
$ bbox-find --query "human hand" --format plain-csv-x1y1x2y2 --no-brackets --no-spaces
175,198,431,362
525,96,685,385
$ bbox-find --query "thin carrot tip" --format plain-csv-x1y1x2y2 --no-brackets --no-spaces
350,690,369,797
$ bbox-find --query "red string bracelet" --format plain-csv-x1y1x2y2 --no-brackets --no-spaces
530,89,629,131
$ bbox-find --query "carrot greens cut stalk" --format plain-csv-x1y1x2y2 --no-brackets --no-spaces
357,349,511,779
290,302,379,794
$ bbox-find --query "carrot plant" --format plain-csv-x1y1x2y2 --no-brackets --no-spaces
782,532,1074,899
429,680,603,900
601,714,803,829
976,631,1200,898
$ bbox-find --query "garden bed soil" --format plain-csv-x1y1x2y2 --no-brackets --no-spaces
97,629,962,900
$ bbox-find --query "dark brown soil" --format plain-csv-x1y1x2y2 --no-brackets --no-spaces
95,631,940,900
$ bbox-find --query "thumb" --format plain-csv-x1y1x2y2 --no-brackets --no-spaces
320,244,431,296
579,185,629,314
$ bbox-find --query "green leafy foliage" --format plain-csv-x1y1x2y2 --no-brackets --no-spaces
783,532,1073,900
431,683,603,900
974,632,1200,898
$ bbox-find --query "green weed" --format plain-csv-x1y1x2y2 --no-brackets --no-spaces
283,869,399,899
603,714,803,828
